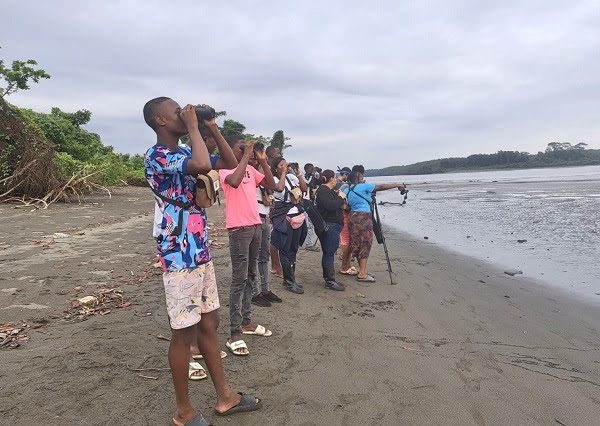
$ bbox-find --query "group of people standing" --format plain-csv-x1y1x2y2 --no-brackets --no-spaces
143,96,406,426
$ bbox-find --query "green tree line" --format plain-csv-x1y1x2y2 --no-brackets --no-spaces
0,48,290,188
365,144,600,177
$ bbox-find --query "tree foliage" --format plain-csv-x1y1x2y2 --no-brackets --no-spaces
269,130,292,152
20,107,107,162
220,119,246,137
0,47,51,97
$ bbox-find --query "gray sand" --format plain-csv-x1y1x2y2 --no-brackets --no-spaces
0,187,598,425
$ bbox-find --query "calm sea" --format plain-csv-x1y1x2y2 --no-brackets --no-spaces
369,165,600,303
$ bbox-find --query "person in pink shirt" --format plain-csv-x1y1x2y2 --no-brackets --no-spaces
219,134,279,356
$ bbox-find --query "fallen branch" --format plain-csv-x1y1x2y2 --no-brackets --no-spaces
138,374,159,380
127,367,171,372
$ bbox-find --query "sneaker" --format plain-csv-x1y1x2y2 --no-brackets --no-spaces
263,291,282,303
251,294,272,307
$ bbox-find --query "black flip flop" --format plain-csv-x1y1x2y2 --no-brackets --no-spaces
214,392,262,417
172,413,210,426
357,275,376,282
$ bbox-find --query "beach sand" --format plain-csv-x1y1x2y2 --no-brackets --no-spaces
0,187,598,425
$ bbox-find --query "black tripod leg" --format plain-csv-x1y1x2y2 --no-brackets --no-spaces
373,199,395,285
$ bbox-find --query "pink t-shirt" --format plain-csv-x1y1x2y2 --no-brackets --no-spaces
219,166,265,229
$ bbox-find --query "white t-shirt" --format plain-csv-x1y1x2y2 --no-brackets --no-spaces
274,174,300,214
256,187,271,216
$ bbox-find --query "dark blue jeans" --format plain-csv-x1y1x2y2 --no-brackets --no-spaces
319,222,342,268
228,224,261,337
272,224,304,266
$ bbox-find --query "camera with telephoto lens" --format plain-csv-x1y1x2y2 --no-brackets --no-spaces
398,187,408,204
195,106,216,121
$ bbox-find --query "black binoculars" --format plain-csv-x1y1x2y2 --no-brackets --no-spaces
195,106,216,121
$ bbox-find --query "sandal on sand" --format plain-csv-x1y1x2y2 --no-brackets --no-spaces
242,325,272,337
188,362,207,381
172,413,210,426
339,267,358,275
214,392,262,417
270,269,283,278
357,275,376,282
226,340,249,356
192,350,227,360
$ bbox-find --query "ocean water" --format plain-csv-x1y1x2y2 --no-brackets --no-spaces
369,165,600,302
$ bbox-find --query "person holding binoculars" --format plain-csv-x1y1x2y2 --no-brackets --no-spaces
144,98,262,425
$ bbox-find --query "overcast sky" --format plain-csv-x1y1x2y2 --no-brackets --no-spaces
2,0,599,169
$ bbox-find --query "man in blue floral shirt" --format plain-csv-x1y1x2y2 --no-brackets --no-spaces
143,97,262,425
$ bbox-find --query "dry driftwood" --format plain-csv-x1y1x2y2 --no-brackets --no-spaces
0,98,111,207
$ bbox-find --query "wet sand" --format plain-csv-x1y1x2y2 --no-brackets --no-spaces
0,187,598,425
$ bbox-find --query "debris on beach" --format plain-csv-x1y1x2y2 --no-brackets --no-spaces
504,269,523,276
53,288,131,321
517,239,527,243
78,295,98,306
0,323,29,349
209,240,224,249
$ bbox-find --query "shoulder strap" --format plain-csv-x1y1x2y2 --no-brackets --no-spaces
150,187,192,236
150,187,193,209
258,185,267,204
283,175,297,202
285,175,297,189
349,184,373,206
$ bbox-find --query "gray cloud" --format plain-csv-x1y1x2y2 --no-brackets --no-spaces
2,0,600,170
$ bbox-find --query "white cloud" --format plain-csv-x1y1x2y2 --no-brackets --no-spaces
2,0,600,170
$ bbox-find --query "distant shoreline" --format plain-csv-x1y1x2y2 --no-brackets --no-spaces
366,149,600,177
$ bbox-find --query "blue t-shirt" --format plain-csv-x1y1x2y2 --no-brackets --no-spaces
344,182,376,212
144,144,218,271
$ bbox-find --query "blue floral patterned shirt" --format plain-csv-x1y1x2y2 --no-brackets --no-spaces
144,144,218,271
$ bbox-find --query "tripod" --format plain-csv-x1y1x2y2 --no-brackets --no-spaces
372,195,395,285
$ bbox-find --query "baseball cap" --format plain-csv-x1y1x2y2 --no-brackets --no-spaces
337,166,351,175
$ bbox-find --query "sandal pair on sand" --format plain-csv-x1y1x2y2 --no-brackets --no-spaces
172,393,262,425
188,362,207,381
340,267,376,281
357,272,376,282
270,268,283,278
226,325,272,356
339,266,358,275
191,350,227,361
189,350,228,381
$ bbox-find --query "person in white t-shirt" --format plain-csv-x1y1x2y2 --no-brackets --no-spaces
269,157,308,294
